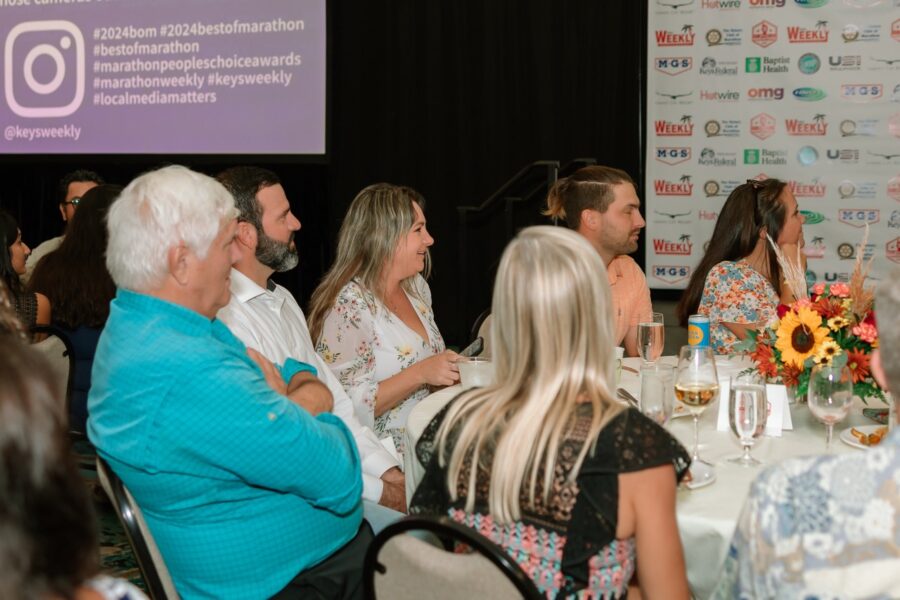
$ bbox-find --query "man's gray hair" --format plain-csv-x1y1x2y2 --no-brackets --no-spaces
106,165,238,291
876,270,900,392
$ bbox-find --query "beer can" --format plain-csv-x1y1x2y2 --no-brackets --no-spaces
688,315,710,348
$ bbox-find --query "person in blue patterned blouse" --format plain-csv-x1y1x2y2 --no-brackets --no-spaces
714,269,900,599
88,165,369,600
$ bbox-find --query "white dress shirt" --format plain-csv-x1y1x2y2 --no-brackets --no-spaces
217,268,400,502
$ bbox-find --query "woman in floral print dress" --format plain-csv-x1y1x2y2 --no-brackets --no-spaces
676,178,806,354
308,184,459,459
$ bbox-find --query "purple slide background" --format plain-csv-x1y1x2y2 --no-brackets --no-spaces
0,0,326,154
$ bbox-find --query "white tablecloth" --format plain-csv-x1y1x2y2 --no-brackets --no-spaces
402,356,874,599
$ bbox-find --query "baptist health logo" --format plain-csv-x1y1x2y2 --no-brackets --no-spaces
4,20,85,118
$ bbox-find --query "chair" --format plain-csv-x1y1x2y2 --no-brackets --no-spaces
363,515,542,600
469,309,492,358
96,456,179,600
31,324,75,421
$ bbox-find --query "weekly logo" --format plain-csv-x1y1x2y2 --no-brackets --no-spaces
656,25,697,46
654,116,695,136
653,236,694,255
789,178,826,197
787,22,829,43
654,175,695,196
785,114,828,135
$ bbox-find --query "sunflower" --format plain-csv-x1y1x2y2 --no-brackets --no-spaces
827,316,850,332
775,307,830,369
814,338,841,365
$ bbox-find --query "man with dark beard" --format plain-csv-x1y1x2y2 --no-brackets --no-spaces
216,167,407,527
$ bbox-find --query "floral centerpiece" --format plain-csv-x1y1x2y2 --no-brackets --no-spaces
736,235,883,402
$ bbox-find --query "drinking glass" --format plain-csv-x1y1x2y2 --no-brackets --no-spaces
640,363,675,426
637,312,665,365
728,373,768,466
807,364,853,453
675,345,719,484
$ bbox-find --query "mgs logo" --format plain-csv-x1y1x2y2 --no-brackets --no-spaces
750,113,776,139
752,20,778,47
655,57,693,75
656,25,697,46
838,208,880,227
655,146,692,165
652,265,692,284
840,84,883,102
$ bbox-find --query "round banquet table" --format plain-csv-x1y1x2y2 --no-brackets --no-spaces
402,355,880,599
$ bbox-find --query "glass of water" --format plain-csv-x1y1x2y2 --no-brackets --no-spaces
640,363,675,426
807,364,853,453
637,312,665,366
728,373,768,466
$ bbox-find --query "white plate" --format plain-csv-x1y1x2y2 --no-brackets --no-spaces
840,425,889,450
672,400,692,419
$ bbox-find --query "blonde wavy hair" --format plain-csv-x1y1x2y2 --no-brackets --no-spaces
436,226,622,523
307,183,430,343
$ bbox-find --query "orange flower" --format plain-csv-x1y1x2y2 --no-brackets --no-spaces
811,296,844,320
781,363,802,388
751,343,778,379
846,350,871,384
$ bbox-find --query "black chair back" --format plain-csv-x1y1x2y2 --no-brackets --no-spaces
96,456,179,600
364,515,542,600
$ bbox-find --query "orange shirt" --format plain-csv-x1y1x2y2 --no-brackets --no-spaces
607,255,653,346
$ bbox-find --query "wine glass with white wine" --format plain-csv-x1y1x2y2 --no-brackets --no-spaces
675,345,719,486
728,373,768,466
808,364,853,453
637,312,665,366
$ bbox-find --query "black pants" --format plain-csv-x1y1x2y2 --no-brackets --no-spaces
270,522,373,600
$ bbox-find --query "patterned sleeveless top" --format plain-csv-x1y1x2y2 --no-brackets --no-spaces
411,403,690,598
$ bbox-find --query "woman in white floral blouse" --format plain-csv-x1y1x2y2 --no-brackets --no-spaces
308,184,459,459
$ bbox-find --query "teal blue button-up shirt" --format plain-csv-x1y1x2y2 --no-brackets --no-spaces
88,289,362,599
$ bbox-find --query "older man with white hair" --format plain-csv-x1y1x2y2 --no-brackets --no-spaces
88,165,368,600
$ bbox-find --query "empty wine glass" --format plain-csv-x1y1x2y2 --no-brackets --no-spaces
728,373,768,466
640,363,675,426
808,364,853,453
675,345,719,486
637,312,665,365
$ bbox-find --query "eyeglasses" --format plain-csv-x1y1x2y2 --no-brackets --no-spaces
61,197,81,207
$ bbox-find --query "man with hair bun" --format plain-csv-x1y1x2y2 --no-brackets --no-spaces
545,165,652,356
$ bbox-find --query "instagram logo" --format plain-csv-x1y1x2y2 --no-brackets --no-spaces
4,20,85,118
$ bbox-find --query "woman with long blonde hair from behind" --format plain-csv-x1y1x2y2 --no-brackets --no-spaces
309,183,459,462
410,226,690,599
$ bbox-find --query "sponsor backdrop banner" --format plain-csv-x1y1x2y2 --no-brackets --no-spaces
645,0,900,291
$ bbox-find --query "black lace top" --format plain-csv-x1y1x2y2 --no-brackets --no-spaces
14,291,37,330
410,401,690,597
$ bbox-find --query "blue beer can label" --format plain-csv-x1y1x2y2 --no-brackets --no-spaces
688,315,710,347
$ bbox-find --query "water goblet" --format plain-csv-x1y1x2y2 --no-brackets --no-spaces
675,345,719,485
640,363,675,426
807,364,853,453
727,373,768,466
637,312,665,366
